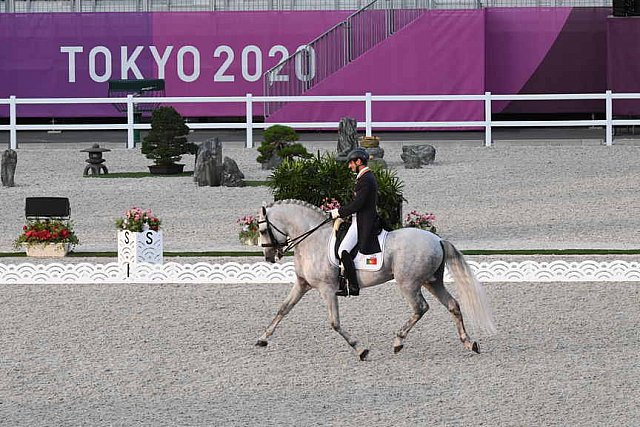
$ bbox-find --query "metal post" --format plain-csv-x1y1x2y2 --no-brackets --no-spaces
386,0,395,36
605,90,613,146
9,96,17,150
346,19,353,63
126,95,135,149
246,93,253,148
365,92,373,137
484,91,493,147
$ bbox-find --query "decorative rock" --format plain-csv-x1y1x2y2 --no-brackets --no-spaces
221,156,245,187
365,146,385,160
337,117,358,160
194,138,223,186
261,154,282,170
1,149,17,187
368,157,388,169
194,138,246,186
401,144,436,169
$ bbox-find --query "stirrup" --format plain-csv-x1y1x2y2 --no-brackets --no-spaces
335,274,349,297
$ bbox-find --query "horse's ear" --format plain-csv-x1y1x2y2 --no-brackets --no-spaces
261,206,267,216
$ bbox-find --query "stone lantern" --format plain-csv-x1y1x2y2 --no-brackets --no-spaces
80,143,111,176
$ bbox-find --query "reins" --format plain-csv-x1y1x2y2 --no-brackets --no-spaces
259,214,332,255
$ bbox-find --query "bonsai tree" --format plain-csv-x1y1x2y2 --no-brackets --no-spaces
142,106,197,167
256,125,312,168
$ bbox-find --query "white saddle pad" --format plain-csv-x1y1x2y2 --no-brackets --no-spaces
328,229,389,272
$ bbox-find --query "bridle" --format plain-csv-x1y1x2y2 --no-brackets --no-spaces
259,212,332,258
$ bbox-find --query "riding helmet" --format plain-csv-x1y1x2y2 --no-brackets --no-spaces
347,148,369,165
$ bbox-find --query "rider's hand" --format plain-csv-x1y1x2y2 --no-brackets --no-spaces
330,209,340,219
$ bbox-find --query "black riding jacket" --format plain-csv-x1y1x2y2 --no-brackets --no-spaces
338,168,381,255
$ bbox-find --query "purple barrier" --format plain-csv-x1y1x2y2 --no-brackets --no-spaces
607,16,640,115
267,10,486,127
0,11,350,117
0,8,622,121
487,8,608,115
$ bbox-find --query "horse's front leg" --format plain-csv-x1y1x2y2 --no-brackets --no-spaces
256,276,310,347
319,286,369,361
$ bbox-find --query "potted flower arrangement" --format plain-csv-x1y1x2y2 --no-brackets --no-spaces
14,219,79,257
237,214,259,246
404,210,437,234
116,207,163,265
115,207,161,232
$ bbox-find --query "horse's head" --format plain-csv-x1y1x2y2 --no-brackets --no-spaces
258,205,288,262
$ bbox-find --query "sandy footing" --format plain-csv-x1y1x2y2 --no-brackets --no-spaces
1,138,639,255
0,279,638,425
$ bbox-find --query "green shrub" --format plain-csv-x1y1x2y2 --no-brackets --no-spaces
141,106,197,166
371,163,405,229
267,153,405,228
256,125,311,164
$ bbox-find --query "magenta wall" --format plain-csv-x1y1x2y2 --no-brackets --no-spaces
267,10,486,126
0,11,350,117
486,8,609,115
607,16,640,115
0,8,617,120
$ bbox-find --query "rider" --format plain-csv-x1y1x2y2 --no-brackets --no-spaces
330,147,381,297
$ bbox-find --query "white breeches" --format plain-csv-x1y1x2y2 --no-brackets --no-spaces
338,216,358,256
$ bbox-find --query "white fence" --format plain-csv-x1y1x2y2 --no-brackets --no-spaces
3,91,640,149
1,260,639,284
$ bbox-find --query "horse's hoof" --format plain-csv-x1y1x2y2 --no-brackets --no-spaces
358,349,369,361
393,345,404,354
471,341,479,353
255,340,268,347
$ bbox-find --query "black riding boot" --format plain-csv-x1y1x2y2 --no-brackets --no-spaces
336,250,360,297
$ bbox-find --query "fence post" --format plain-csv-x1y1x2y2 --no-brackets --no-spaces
126,95,135,149
9,95,17,149
246,93,253,148
605,90,613,146
484,91,493,147
365,92,373,137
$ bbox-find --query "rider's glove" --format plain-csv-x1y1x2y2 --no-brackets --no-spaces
330,209,340,219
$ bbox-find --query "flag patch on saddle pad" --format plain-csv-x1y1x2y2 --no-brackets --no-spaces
365,255,377,265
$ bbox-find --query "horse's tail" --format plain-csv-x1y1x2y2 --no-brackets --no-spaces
441,240,497,336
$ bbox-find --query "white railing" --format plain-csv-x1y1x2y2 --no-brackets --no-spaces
2,90,640,149
1,259,639,285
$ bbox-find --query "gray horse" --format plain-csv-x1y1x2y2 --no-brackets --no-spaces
256,199,496,360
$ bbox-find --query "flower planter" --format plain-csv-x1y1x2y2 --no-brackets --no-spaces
240,235,259,246
148,164,185,175
25,242,70,258
360,136,380,148
117,230,163,269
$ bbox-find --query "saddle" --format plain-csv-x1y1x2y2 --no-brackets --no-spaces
327,221,388,272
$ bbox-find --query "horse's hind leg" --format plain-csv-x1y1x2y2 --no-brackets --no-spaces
423,277,479,353
393,284,429,354
256,277,310,347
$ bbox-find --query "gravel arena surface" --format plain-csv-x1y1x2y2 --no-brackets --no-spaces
0,281,638,425
0,136,639,253
1,135,639,425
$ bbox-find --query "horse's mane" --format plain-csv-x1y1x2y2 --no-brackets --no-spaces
266,199,326,218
